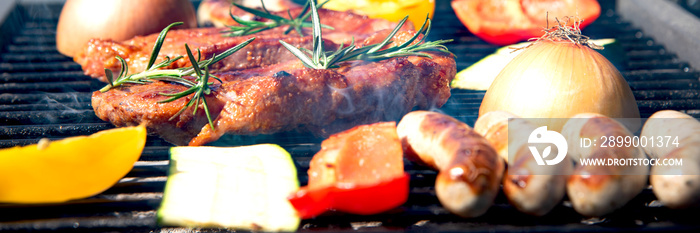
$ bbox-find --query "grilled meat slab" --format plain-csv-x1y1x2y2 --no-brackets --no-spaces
89,20,454,146
93,57,424,146
75,8,410,82
91,28,456,146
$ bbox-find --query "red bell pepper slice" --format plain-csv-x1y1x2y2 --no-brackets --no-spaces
288,173,410,219
451,0,601,45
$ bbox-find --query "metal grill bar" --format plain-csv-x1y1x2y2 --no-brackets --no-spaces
0,61,82,72
0,93,91,104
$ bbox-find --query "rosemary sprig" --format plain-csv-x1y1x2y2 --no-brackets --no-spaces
279,0,453,69
100,22,255,130
222,0,333,37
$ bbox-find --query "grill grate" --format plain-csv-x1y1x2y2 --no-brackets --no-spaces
1,0,700,232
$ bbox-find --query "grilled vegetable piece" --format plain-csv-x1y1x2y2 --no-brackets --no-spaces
451,0,601,45
451,39,617,91
0,125,146,203
158,144,300,232
288,122,409,219
289,173,410,219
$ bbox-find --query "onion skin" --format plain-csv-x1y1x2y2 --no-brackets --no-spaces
56,0,197,57
479,41,640,132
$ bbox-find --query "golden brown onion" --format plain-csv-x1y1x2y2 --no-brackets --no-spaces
56,0,197,57
479,39,640,132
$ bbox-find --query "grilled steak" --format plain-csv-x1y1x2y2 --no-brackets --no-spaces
91,28,456,146
75,8,410,82
89,3,454,147
94,58,420,146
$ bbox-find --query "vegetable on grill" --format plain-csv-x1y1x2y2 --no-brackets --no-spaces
321,0,435,29
0,125,146,203
450,38,618,91
288,122,409,219
158,144,300,232
451,0,600,45
56,0,197,57
479,18,640,132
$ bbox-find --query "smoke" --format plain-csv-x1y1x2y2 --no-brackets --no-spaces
31,93,92,124
328,85,356,115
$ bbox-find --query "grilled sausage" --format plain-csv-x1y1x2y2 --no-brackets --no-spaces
473,111,513,162
475,111,571,216
562,113,648,217
642,110,700,208
397,111,504,218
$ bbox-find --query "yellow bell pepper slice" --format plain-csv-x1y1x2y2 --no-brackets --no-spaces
322,0,435,29
0,125,147,203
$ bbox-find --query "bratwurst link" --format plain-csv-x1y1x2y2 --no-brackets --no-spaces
397,111,504,218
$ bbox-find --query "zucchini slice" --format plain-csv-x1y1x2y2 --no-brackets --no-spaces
157,144,300,232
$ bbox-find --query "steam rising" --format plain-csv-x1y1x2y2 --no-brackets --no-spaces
32,93,92,124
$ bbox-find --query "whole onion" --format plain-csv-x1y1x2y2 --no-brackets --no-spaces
478,22,640,132
56,0,197,57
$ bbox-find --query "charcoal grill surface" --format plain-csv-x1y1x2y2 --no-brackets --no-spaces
1,0,700,232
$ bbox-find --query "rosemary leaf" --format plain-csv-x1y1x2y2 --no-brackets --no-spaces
159,86,198,100
147,22,184,70
280,40,318,69
185,44,202,77
201,96,215,130
104,68,114,87
117,56,128,79
368,17,409,54
233,3,288,22
208,37,255,65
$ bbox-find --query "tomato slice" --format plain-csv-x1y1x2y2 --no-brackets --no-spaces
452,0,601,45
521,0,600,28
290,122,409,219
307,122,404,189
288,173,410,219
